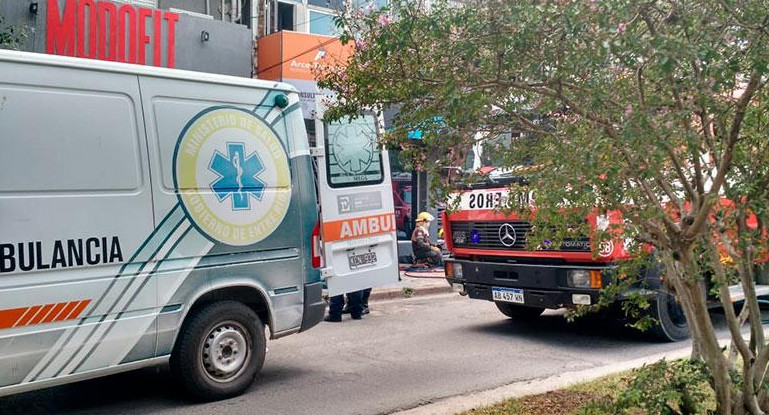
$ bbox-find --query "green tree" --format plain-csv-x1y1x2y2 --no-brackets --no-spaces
319,1,769,414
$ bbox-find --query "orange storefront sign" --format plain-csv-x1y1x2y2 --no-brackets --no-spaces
322,214,396,242
256,31,353,81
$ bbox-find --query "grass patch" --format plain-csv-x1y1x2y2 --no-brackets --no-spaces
567,371,629,397
460,360,716,415
459,372,628,415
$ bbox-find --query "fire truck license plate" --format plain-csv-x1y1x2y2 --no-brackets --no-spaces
492,287,525,304
348,250,377,269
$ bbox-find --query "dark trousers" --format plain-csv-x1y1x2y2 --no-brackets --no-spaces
416,249,443,266
329,290,364,318
362,288,371,308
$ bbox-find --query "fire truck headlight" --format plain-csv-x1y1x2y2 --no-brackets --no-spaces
567,270,591,288
453,231,467,245
452,262,463,278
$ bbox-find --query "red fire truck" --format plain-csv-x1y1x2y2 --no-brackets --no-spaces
442,172,692,341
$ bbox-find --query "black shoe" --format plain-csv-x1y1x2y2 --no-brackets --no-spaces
351,314,362,320
341,305,351,314
362,307,370,315
324,315,342,322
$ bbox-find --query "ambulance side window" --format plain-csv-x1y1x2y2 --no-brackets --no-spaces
0,86,141,193
323,114,383,188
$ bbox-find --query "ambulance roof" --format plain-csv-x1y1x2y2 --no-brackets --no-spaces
0,49,298,94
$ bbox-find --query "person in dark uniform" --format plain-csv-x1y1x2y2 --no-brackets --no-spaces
411,212,443,267
325,289,365,322
342,287,371,316
361,287,371,314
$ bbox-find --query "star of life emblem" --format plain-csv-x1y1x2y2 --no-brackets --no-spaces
498,223,517,247
209,142,266,211
332,128,374,175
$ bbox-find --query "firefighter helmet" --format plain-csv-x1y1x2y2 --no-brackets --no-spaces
416,212,434,222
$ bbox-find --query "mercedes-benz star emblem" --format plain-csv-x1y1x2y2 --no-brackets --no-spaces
498,223,517,247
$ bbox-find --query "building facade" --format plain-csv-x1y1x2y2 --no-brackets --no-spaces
2,0,431,260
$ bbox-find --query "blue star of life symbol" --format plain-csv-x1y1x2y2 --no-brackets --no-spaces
209,142,266,211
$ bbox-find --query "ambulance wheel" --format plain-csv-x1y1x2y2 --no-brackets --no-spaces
646,290,690,342
171,301,266,401
495,302,545,320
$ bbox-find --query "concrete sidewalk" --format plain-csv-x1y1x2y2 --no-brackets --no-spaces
368,267,452,302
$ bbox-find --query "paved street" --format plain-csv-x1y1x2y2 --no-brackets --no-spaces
0,293,718,415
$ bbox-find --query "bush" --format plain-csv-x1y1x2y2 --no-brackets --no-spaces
581,359,713,415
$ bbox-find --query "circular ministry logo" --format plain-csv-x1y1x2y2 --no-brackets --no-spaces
173,107,291,246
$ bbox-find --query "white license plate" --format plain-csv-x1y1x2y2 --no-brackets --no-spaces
492,287,524,304
348,250,377,269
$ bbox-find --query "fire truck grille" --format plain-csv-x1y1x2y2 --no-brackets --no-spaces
449,221,591,252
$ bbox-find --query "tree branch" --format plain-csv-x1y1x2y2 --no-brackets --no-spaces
711,244,753,365
687,72,764,239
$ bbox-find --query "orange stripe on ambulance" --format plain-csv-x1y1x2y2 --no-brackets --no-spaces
323,213,396,242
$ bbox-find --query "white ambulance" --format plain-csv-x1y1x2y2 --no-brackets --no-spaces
0,50,398,400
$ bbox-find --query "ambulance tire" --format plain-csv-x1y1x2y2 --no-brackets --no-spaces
495,302,545,320
646,290,690,342
171,301,266,401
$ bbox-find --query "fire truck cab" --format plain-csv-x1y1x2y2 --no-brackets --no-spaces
442,175,690,342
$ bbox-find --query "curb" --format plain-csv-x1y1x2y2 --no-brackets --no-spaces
369,285,454,302
389,330,768,415
388,346,694,415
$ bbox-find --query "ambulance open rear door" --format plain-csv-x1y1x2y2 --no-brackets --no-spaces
314,101,399,296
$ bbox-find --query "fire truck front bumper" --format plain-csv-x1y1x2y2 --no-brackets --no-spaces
445,259,611,309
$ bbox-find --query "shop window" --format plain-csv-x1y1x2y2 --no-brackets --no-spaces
162,0,250,25
276,1,295,31
220,0,245,23
307,0,343,10
278,2,295,31
389,152,415,240
392,174,413,240
304,119,316,148
309,10,337,36
353,0,387,10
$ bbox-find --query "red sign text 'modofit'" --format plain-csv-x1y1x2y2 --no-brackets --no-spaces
47,0,179,67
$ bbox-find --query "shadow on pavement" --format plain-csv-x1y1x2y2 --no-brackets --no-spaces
467,309,729,348
0,363,309,414
0,367,177,415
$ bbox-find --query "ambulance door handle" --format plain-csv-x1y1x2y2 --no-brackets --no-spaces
320,267,334,279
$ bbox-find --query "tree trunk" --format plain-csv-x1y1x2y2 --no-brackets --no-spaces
672,251,734,414
713,344,733,415
692,336,704,360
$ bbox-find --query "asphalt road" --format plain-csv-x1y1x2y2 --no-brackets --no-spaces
0,293,718,415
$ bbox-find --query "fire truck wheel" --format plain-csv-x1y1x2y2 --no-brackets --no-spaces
647,290,690,342
495,302,545,320
171,301,266,401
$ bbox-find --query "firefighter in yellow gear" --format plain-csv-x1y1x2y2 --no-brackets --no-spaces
411,212,442,266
